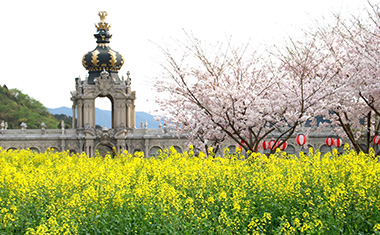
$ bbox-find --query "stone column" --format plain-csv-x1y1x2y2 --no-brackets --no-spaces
113,100,127,128
116,139,126,153
114,100,120,128
126,102,131,128
85,139,94,157
60,137,66,152
132,104,136,129
72,104,76,128
144,138,149,158
77,100,83,128
83,99,95,128
79,138,84,153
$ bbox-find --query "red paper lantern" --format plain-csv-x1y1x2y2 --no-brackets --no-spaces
326,137,334,147
279,141,288,150
296,134,306,146
374,135,380,145
269,140,276,149
262,141,269,150
334,138,342,147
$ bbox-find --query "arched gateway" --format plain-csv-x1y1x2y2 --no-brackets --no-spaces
70,11,136,156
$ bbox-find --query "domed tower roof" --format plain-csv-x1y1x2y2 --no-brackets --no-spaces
82,11,125,84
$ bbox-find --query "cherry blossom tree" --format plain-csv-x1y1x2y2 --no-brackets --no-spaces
314,2,380,153
155,2,380,155
155,33,341,154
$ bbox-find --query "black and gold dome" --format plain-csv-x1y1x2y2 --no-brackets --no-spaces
82,11,125,84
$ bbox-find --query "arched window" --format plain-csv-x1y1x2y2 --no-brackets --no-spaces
173,146,182,154
286,145,295,155
96,144,113,157
149,146,162,157
307,144,314,152
320,144,332,156
7,147,17,152
48,147,59,153
29,147,39,153
227,145,236,154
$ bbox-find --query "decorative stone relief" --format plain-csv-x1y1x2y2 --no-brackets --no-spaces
114,123,127,136
84,124,96,136
94,70,115,96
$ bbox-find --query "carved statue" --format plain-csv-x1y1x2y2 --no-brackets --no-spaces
75,76,81,86
126,71,131,87
70,90,77,98
20,122,27,130
41,122,46,135
100,70,109,79
0,121,4,134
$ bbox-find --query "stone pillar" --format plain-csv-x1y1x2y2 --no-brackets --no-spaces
83,99,95,128
77,100,83,128
126,102,131,128
144,138,149,158
60,137,66,152
79,138,84,153
116,139,126,153
85,139,94,157
121,101,127,126
132,104,136,129
72,104,76,128
114,100,120,128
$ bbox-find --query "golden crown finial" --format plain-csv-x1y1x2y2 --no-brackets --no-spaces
98,11,107,22
95,11,111,31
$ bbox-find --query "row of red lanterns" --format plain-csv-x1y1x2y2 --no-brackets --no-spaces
297,135,343,147
260,135,344,150
261,140,288,151
238,134,346,151
325,137,342,147
239,134,380,152
238,140,288,151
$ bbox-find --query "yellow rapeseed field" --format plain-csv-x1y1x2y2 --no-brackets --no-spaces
0,145,379,234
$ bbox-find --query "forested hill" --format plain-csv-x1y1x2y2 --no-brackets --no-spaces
0,84,68,129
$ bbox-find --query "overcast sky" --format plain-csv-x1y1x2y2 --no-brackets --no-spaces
1,0,368,113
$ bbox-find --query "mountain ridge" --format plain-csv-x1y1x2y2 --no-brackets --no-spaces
0,85,62,129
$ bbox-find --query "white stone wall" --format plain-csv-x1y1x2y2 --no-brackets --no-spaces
0,126,356,157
